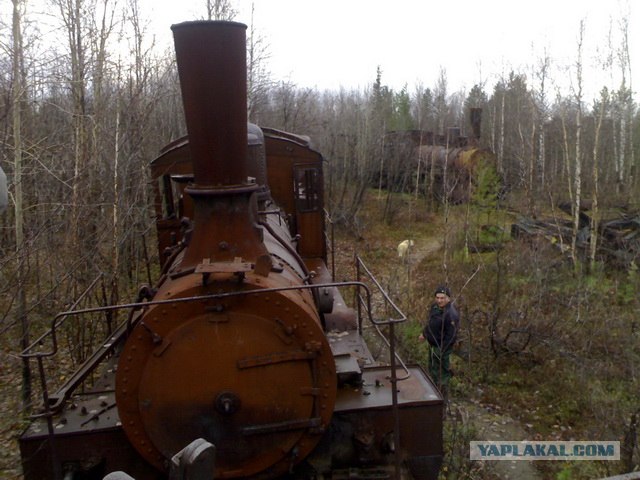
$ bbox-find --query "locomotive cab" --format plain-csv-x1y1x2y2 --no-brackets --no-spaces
149,126,327,272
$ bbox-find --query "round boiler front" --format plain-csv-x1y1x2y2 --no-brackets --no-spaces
116,283,336,478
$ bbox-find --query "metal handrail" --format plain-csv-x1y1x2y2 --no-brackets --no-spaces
21,274,105,359
356,256,406,322
21,273,107,480
22,280,379,359
22,279,381,417
22,272,411,403
355,255,411,381
322,213,410,380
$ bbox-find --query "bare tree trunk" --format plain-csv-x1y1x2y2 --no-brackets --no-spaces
498,90,505,177
57,0,90,263
526,126,533,212
536,54,549,192
538,124,545,190
619,17,635,200
590,90,608,271
441,138,450,279
428,148,436,211
113,100,121,277
571,21,585,271
414,131,423,202
377,121,386,199
490,100,496,159
527,112,536,215
618,111,626,194
559,101,573,212
12,0,31,411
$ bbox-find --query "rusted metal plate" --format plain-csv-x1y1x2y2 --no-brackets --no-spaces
21,392,119,441
335,366,441,411
20,387,157,480
313,366,443,480
172,21,248,187
327,330,375,367
195,258,253,274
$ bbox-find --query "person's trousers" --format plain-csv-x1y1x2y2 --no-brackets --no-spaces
429,345,452,388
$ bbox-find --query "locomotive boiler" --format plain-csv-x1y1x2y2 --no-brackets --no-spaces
19,21,443,480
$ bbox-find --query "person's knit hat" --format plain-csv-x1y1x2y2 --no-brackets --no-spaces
434,285,451,297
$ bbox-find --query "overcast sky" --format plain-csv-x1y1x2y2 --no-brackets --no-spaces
3,0,636,102
146,0,637,102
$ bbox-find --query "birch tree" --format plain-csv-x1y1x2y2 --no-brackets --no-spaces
534,52,550,203
497,80,505,178
589,88,609,271
570,20,585,271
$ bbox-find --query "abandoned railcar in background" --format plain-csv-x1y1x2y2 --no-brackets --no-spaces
383,108,499,203
19,21,443,480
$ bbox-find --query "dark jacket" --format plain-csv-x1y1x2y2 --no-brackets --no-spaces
424,302,459,351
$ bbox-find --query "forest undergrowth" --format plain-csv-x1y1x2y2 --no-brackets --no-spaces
332,190,640,480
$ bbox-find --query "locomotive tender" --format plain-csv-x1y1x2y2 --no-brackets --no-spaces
19,21,443,480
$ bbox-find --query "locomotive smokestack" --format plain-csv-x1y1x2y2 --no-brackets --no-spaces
171,21,249,187
171,21,268,267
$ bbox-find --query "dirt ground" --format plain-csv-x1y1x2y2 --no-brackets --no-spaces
451,399,543,480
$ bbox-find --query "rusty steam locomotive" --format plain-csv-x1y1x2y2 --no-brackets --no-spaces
19,21,443,480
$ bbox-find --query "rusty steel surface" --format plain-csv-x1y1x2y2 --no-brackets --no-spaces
172,21,248,187
148,126,327,269
333,366,443,479
263,130,326,260
116,272,336,478
335,366,441,412
20,387,157,480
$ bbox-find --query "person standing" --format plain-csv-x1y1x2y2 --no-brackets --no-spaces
419,285,459,394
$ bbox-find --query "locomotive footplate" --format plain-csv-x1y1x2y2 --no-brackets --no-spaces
304,365,443,480
18,389,153,480
334,366,441,411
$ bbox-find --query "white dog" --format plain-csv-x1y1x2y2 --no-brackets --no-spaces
397,239,415,259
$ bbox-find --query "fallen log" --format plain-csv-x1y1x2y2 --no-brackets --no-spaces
510,210,640,269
